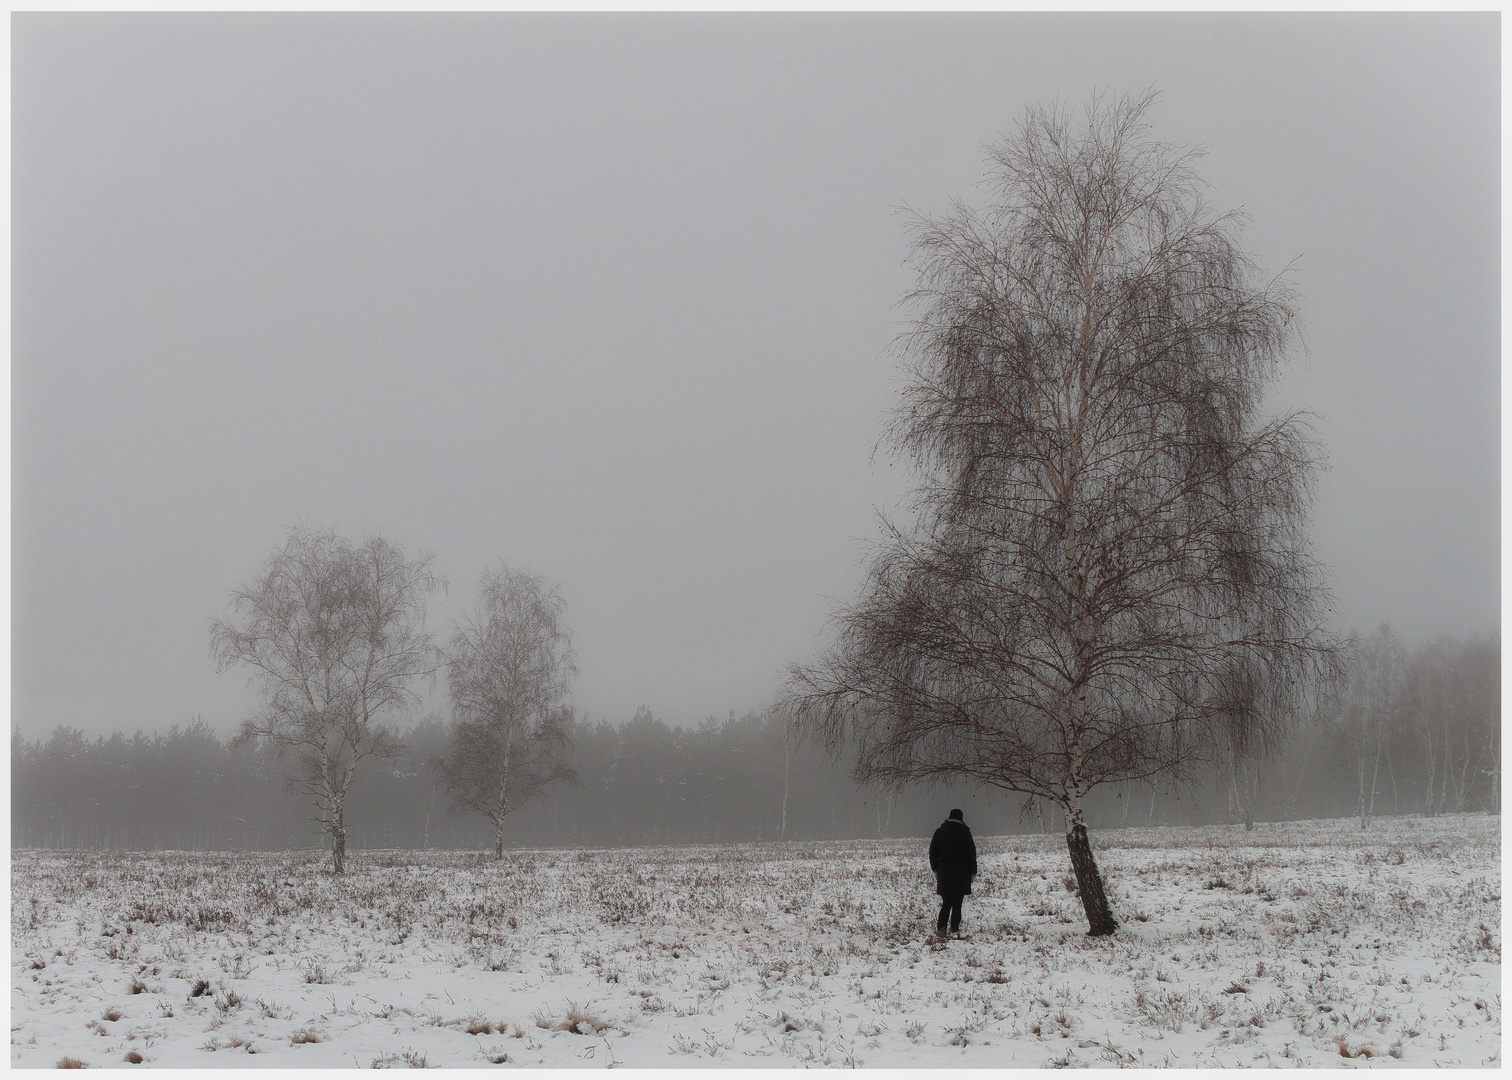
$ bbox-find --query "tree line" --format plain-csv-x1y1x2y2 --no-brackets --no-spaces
12,634,1497,854
8,710,1030,851
1325,625,1499,825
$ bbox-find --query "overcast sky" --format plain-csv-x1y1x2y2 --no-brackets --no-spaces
13,13,1500,739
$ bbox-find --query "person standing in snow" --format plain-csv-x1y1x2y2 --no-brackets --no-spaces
929,808,977,936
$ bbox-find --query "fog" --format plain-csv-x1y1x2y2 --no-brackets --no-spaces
13,13,1499,742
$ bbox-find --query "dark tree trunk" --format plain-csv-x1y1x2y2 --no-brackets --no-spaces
1065,822,1117,936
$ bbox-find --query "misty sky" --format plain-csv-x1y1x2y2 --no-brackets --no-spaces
12,14,1500,739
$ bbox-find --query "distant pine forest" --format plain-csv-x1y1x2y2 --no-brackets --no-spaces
12,652,1499,853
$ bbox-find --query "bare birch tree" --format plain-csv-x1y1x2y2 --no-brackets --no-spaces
211,526,444,873
1406,639,1445,817
434,564,577,858
1335,625,1407,829
783,93,1341,936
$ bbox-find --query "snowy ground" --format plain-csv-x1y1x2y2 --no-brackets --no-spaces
11,814,1500,1068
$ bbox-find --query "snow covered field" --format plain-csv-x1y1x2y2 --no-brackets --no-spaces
11,814,1500,1068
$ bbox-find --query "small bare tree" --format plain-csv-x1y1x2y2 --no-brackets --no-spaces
783,93,1341,936
210,526,443,873
434,564,577,858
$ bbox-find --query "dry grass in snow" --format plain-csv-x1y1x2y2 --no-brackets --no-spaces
10,814,1500,1067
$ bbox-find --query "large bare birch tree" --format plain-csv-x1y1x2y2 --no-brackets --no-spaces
434,564,577,857
211,526,444,873
783,93,1341,936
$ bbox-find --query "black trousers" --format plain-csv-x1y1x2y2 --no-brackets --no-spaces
937,893,964,932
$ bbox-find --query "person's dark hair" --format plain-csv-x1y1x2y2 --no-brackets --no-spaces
949,808,964,821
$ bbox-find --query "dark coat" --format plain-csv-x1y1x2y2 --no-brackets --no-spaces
929,818,977,896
